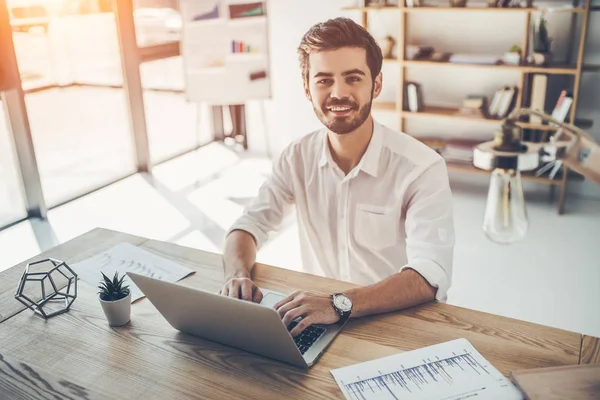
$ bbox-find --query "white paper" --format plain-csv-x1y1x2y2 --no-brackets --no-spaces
331,338,523,400
72,242,195,302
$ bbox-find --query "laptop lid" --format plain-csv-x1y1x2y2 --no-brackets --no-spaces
127,272,308,368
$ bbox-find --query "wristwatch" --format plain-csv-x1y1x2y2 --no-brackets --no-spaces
331,293,353,324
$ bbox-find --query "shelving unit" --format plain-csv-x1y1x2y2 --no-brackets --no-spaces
345,0,594,214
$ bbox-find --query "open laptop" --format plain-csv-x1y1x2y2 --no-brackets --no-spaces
127,272,345,368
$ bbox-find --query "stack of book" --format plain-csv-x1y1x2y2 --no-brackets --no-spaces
449,54,501,65
442,138,485,165
488,86,518,119
417,137,484,165
458,95,488,118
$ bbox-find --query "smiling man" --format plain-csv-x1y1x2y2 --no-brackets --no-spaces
220,17,455,336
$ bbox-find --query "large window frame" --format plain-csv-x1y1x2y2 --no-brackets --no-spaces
0,0,207,231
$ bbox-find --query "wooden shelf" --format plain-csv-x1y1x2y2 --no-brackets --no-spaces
445,162,566,185
402,59,578,74
402,106,594,132
342,1,591,211
342,5,400,11
372,101,397,112
346,5,587,12
583,64,600,72
402,6,585,13
402,107,592,131
402,105,502,123
403,6,536,12
383,57,399,64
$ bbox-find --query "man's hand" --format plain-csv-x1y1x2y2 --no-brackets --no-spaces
218,273,263,303
274,290,340,337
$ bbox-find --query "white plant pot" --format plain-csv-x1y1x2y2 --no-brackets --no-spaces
99,292,131,327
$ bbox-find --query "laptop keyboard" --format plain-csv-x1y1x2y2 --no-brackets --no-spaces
287,320,327,355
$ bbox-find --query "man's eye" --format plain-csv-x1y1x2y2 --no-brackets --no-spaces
348,76,361,83
318,79,332,85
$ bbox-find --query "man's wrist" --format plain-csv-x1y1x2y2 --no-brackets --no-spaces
224,266,252,281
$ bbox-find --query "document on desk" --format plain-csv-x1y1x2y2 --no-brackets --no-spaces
71,242,195,302
330,338,523,400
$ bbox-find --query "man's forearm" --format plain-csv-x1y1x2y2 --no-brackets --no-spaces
345,268,437,318
223,230,258,279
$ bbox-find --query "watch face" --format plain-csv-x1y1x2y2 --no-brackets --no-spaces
334,294,352,313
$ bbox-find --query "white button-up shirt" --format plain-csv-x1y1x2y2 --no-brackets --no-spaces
228,121,455,301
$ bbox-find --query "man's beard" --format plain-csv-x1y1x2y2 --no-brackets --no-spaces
313,93,373,135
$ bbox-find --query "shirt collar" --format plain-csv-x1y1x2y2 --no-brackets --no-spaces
318,122,382,178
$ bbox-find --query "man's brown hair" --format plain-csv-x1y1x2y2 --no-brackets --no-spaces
298,17,383,85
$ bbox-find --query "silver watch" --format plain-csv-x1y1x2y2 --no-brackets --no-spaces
331,293,353,323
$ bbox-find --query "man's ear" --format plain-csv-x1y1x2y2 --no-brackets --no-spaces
304,80,312,101
372,72,383,99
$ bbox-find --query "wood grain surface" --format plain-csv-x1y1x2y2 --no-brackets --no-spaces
510,364,600,400
0,352,102,400
0,228,597,399
581,335,600,364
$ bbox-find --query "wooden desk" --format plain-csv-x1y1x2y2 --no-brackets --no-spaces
1,228,598,399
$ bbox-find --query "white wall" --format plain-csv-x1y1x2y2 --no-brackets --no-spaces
246,0,600,199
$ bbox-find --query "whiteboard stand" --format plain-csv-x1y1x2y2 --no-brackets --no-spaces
210,104,248,151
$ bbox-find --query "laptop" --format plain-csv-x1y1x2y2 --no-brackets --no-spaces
127,272,345,368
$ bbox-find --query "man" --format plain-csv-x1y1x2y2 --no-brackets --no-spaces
219,17,455,337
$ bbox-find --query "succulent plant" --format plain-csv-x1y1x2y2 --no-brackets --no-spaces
98,271,130,301
533,16,551,54
509,44,522,54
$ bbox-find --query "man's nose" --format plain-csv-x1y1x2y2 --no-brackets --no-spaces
330,81,351,100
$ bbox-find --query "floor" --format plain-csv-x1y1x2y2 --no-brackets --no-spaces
1,141,599,338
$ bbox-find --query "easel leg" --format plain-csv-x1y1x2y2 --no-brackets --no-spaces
558,167,568,215
211,105,225,143
229,104,247,150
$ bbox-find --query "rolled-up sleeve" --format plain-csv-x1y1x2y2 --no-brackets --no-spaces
401,158,455,302
226,148,296,249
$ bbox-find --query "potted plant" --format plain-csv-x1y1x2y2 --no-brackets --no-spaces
531,16,552,65
503,44,522,65
98,271,131,326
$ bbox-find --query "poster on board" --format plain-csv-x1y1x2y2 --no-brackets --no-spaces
179,0,271,105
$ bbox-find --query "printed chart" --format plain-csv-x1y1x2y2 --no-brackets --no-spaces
331,339,523,400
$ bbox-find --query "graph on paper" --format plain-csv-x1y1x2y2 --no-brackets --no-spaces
331,338,523,400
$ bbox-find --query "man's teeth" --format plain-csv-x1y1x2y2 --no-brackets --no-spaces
329,106,352,111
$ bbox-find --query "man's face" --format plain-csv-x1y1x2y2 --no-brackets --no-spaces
305,47,382,135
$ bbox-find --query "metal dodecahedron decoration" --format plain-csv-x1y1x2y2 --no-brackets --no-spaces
15,258,78,319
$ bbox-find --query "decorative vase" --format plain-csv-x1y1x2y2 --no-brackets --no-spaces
100,292,131,326
379,36,396,59
502,52,521,65
531,52,551,66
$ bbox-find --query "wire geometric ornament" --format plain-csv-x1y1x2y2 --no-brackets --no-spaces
14,258,78,319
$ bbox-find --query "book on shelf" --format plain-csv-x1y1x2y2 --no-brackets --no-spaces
404,82,424,112
488,86,518,119
530,74,548,125
550,90,573,126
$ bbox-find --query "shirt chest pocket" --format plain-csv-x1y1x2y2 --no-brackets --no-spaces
354,204,398,251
